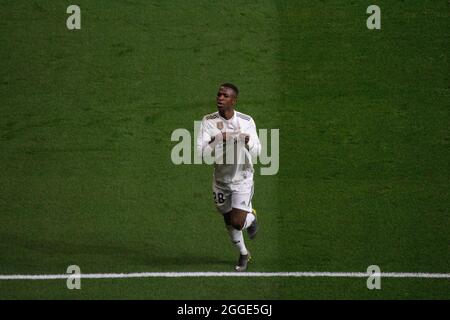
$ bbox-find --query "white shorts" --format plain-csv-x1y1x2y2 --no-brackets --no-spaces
212,178,254,214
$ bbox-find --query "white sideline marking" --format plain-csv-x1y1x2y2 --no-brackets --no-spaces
0,272,449,280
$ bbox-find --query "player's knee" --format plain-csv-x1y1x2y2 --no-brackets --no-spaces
232,222,243,230
223,212,232,226
229,211,246,230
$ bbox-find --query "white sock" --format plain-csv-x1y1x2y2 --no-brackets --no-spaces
226,225,248,255
243,212,256,230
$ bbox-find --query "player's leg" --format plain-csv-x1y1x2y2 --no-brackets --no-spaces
224,208,247,230
230,182,258,239
225,181,257,272
226,206,257,238
223,210,250,272
213,182,249,268
223,211,248,255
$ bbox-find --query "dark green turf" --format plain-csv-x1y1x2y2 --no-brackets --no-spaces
1,277,449,300
0,1,448,299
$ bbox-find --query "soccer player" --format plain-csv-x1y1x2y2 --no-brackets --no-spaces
197,83,261,271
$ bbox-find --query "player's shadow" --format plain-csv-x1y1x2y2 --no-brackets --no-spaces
148,254,232,268
0,232,232,269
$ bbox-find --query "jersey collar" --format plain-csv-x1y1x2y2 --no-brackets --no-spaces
218,109,236,122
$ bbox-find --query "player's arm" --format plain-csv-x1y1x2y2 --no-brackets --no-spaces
196,118,213,158
241,118,261,157
196,118,227,159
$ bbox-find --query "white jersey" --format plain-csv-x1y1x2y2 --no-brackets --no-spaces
197,110,261,184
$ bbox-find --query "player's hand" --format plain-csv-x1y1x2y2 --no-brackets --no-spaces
238,133,250,145
209,132,229,145
222,132,232,142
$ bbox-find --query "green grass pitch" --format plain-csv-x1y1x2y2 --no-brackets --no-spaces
0,1,448,299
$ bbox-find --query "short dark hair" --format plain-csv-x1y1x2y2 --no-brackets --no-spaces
220,83,239,96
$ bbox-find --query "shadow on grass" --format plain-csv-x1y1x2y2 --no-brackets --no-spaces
0,232,232,270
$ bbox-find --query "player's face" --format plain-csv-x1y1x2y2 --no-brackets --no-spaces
216,87,236,111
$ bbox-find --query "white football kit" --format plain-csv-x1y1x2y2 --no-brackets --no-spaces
196,110,261,214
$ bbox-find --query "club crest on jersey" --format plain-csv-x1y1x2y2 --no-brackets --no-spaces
216,122,224,130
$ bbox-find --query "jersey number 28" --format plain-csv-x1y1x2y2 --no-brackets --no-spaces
213,192,225,204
